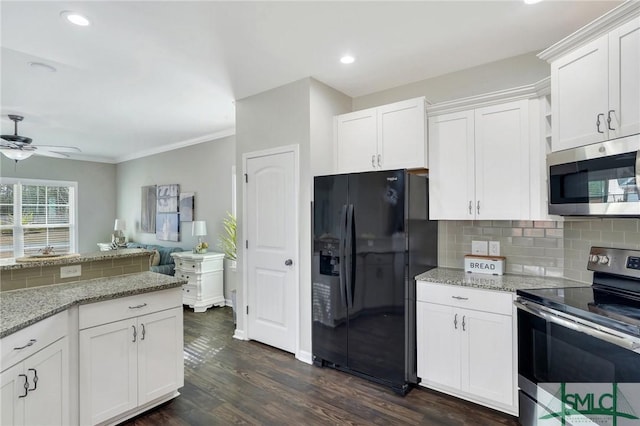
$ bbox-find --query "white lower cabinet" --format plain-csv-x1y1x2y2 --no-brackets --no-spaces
0,312,69,426
416,281,517,415
79,288,183,425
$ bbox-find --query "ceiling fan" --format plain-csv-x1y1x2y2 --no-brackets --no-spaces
0,115,81,161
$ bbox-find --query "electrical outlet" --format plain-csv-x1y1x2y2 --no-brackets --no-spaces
60,264,82,278
471,240,488,255
489,241,501,256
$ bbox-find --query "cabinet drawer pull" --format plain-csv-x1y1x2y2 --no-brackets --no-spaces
141,323,146,341
132,325,137,343
462,315,466,331
371,155,376,168
18,374,28,398
454,313,458,330
451,296,469,300
14,339,37,350
476,201,480,215
27,368,38,391
128,303,147,309
596,113,605,133
468,201,472,215
377,154,382,167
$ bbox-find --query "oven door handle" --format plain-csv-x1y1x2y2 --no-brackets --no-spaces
515,299,640,353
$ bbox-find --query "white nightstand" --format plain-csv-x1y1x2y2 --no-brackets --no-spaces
170,251,225,312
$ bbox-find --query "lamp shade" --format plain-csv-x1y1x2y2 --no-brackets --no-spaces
192,220,207,237
1,149,34,161
114,219,126,231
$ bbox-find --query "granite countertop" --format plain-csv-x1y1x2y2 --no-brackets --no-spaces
415,267,588,293
0,271,186,338
0,248,151,271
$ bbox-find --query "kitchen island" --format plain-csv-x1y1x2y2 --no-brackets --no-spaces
0,268,186,426
0,271,185,338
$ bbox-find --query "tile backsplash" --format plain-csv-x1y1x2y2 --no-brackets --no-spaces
438,218,640,284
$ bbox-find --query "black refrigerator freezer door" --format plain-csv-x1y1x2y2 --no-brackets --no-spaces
312,174,349,367
346,170,406,384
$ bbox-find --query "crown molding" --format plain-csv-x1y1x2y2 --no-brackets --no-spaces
426,79,549,116
115,128,236,164
538,1,640,63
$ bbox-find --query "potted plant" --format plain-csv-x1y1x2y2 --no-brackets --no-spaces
218,212,237,267
219,212,237,317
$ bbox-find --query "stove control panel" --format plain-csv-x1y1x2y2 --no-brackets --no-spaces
588,247,640,280
627,256,640,270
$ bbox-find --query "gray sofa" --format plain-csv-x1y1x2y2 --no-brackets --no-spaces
126,242,186,276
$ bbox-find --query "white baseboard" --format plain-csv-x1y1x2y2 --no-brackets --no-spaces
296,350,313,365
233,328,246,340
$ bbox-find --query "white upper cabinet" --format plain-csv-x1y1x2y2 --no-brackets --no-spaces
551,36,609,151
609,17,640,139
428,99,530,220
541,4,640,152
428,110,475,220
334,97,426,173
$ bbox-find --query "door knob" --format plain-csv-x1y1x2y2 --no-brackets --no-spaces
285,259,293,266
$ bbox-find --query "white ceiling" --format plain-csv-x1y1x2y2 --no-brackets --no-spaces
1,1,622,163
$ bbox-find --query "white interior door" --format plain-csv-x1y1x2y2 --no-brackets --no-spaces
245,147,297,353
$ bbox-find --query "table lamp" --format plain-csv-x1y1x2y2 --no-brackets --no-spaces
192,221,208,253
112,219,127,247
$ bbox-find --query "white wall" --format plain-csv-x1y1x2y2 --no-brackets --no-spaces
235,77,350,361
353,51,550,110
115,135,236,294
0,156,117,253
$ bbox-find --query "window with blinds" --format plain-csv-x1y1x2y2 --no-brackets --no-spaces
0,179,77,259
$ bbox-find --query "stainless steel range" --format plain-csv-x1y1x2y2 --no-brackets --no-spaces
516,247,640,426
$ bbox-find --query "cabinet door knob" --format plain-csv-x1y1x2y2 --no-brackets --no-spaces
285,259,293,266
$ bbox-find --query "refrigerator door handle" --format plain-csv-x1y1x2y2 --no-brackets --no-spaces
339,205,348,308
345,204,355,308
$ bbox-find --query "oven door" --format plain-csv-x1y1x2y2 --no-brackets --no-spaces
548,135,640,216
516,299,640,426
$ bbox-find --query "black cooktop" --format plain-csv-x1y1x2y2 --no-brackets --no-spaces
517,285,640,338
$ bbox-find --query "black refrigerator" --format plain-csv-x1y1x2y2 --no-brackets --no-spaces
312,169,437,395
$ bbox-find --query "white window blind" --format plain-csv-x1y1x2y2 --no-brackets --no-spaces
0,179,77,259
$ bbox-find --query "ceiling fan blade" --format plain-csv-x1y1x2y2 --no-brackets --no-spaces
0,140,19,149
34,145,81,153
32,150,70,159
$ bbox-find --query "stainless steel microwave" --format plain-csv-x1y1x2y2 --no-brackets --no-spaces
548,135,640,216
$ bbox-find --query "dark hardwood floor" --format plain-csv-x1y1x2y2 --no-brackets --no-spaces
123,306,519,426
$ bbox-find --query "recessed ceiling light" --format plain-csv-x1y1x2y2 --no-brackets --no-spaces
340,55,355,65
524,0,543,4
28,62,57,73
60,10,90,26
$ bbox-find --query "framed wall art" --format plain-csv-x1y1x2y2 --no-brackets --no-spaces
157,184,180,213
141,185,157,233
179,192,194,222
156,213,180,241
